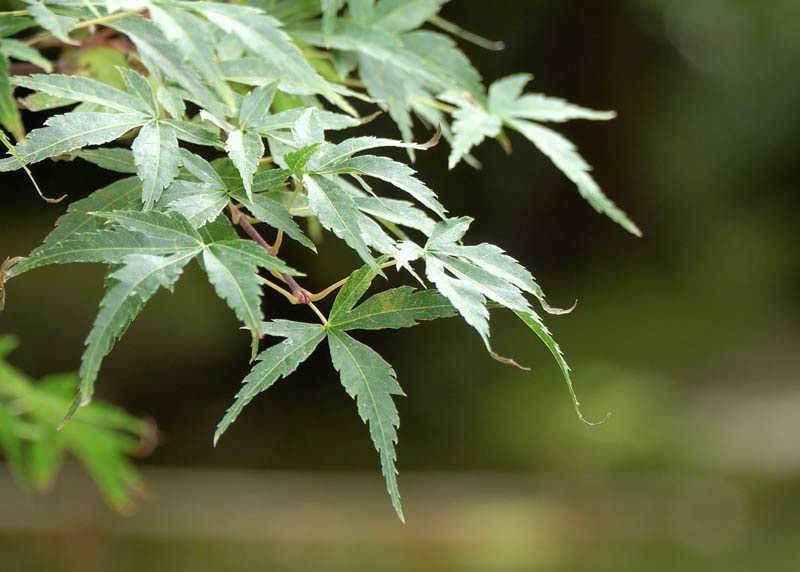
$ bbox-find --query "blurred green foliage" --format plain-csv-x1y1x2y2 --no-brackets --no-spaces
0,335,150,511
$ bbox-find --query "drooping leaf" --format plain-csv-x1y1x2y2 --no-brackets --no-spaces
507,119,642,236
513,309,607,426
79,252,195,406
202,239,296,336
214,320,326,443
327,329,405,521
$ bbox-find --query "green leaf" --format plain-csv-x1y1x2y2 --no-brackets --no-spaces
507,118,641,236
0,55,23,141
326,154,446,217
0,14,37,37
321,0,345,40
25,1,78,45
159,180,229,228
440,95,501,170
117,66,159,115
328,262,380,322
489,73,616,122
327,330,405,522
7,177,142,278
424,253,490,348
110,16,225,118
202,240,296,336
354,195,435,235
132,120,182,208
513,309,607,426
330,286,456,331
230,188,316,252
13,73,152,114
214,321,326,443
239,82,278,129
304,173,381,272
436,242,546,303
369,0,447,33
0,111,147,171
225,128,264,199
0,338,147,511
79,252,194,406
148,3,237,112
188,2,355,114
75,148,137,173
0,38,52,72
101,209,203,251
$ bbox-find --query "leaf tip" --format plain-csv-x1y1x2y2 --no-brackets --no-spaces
541,298,578,315
578,409,612,427
57,392,85,430
490,351,530,371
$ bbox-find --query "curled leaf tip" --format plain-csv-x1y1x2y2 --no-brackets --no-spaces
541,298,578,315
578,410,612,427
419,125,442,150
0,256,25,310
359,110,382,125
490,351,531,371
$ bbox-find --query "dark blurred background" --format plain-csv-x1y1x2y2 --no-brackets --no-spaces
1,0,799,570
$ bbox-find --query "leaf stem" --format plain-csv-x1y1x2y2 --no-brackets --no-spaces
307,302,328,326
309,259,398,302
24,9,146,47
430,16,506,51
408,94,457,115
230,202,312,304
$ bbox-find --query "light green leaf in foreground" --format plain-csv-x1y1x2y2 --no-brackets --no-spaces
214,321,326,444
328,329,405,522
0,112,147,171
132,120,182,208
